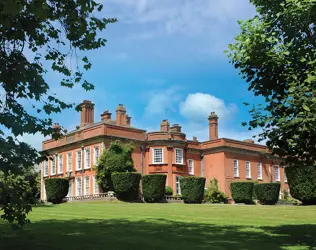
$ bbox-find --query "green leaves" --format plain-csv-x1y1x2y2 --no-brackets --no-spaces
227,0,316,167
0,0,117,228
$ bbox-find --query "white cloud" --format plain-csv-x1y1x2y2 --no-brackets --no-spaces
144,86,182,116
113,52,129,61
179,93,238,122
103,0,255,43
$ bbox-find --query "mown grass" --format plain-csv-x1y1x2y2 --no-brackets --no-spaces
0,201,316,249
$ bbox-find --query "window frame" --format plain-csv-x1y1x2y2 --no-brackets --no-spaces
58,154,63,174
176,176,182,195
233,159,239,177
275,165,280,182
93,176,99,194
44,160,49,177
175,148,184,164
94,146,100,165
84,148,91,169
51,156,56,175
76,177,82,196
188,159,194,175
67,152,72,172
76,150,82,171
257,162,263,180
246,161,251,179
67,180,73,197
84,176,90,195
152,148,163,164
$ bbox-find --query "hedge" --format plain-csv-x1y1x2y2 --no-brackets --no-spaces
142,174,166,203
285,165,316,205
180,177,206,204
254,183,280,205
230,181,254,204
165,186,173,196
45,178,69,204
111,172,141,202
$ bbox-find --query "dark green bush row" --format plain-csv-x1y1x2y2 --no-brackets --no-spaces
285,165,316,205
111,172,141,202
45,178,69,204
180,177,205,204
254,183,280,205
142,174,166,203
230,182,253,204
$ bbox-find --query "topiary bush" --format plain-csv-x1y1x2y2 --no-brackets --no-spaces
142,174,166,203
285,165,316,205
230,181,254,204
180,176,206,204
111,172,141,202
45,178,69,204
165,186,173,196
254,183,280,205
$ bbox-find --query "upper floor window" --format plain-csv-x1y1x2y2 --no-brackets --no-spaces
175,148,184,164
67,152,72,172
246,161,251,179
153,148,163,164
275,166,280,181
233,159,239,177
51,156,56,175
85,148,91,169
58,154,63,174
94,146,100,165
76,150,82,170
257,162,263,180
44,160,48,176
188,159,194,175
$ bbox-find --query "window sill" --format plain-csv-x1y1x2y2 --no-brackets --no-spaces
75,169,83,172
234,176,240,178
246,177,252,180
188,173,195,176
173,163,185,166
84,167,91,170
149,163,168,166
51,173,56,176
258,178,263,181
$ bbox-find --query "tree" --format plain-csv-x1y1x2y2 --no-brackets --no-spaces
94,141,135,192
226,0,316,167
0,0,116,228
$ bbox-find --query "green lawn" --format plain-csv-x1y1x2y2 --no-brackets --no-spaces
1,201,316,250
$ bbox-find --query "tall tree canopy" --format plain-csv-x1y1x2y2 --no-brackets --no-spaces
0,0,116,228
226,0,316,167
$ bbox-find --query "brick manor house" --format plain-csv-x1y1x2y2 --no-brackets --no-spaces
41,100,289,200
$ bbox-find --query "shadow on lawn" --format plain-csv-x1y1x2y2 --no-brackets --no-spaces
0,219,315,250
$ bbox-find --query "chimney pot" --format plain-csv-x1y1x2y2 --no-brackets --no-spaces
116,104,127,126
160,119,170,132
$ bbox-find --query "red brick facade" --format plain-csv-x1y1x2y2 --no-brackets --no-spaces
41,100,289,200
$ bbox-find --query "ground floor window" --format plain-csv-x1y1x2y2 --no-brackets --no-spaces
94,176,99,194
176,176,182,195
67,180,73,197
76,177,82,196
84,176,90,195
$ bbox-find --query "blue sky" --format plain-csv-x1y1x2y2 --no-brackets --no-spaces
18,0,265,150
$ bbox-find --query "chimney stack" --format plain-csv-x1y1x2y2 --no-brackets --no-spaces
101,110,112,121
126,115,131,126
80,100,95,127
208,112,218,140
170,124,182,133
243,139,254,144
160,119,170,132
116,104,127,126
192,136,198,142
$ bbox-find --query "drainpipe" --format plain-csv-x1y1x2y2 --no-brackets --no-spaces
140,145,144,175
201,153,204,177
81,145,84,196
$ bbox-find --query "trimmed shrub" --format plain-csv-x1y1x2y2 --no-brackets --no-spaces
204,178,228,204
45,178,69,204
142,174,166,203
111,172,141,202
165,186,173,196
285,165,316,205
180,176,206,204
230,181,254,204
254,183,280,205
